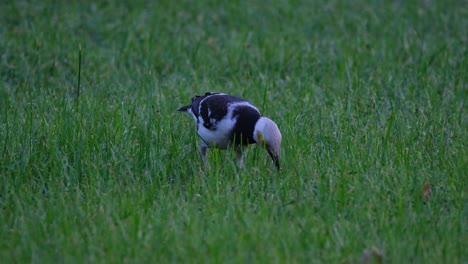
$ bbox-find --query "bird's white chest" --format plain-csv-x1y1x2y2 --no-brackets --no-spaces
197,115,237,149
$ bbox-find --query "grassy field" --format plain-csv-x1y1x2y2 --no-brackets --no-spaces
0,0,466,263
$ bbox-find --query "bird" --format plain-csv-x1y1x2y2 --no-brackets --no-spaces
176,92,282,170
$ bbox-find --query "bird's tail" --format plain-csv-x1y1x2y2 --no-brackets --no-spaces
175,105,191,112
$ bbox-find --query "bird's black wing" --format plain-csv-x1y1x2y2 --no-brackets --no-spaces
199,94,246,130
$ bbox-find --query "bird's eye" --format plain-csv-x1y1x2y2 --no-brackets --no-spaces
257,132,263,144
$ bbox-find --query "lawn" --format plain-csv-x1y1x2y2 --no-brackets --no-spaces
0,0,466,263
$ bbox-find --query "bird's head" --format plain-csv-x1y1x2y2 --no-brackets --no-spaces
253,117,282,171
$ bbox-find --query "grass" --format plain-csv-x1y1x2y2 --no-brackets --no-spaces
0,0,466,263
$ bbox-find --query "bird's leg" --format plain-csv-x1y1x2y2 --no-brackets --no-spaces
235,146,244,168
200,142,208,168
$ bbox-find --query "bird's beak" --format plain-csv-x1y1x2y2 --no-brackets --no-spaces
266,147,280,171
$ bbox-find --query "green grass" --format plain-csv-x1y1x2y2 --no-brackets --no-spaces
0,0,466,263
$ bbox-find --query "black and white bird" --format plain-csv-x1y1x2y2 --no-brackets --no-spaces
176,92,282,170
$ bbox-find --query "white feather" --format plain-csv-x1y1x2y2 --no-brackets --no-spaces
197,101,258,149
